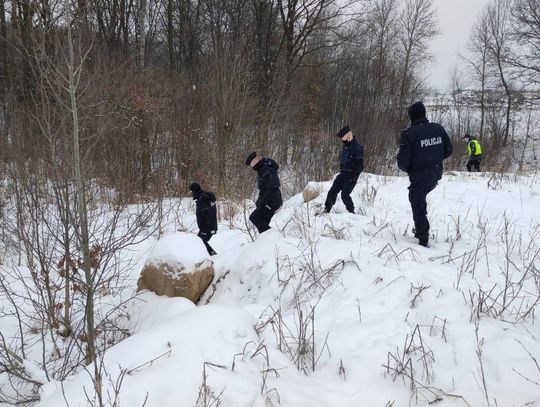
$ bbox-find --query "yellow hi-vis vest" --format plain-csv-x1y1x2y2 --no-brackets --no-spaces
467,139,482,157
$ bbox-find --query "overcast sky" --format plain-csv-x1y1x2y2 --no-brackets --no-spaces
425,0,490,91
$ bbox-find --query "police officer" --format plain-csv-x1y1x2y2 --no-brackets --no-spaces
397,101,453,247
245,152,283,234
189,182,218,255
322,125,364,214
463,134,482,172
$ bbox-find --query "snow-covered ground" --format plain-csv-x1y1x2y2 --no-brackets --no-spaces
3,171,540,406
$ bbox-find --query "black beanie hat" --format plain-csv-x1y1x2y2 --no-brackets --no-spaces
189,182,201,193
408,101,426,122
463,134,471,140
336,125,351,139
245,151,257,166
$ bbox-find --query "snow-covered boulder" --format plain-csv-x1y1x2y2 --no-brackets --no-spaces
137,233,214,303
302,181,324,202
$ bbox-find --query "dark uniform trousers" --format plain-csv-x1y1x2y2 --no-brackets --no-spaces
325,172,358,213
408,169,439,242
250,190,282,233
467,159,481,172
198,230,216,255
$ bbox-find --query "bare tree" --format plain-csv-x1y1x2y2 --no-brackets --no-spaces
93,0,134,54
276,0,364,86
0,0,6,127
134,0,152,192
397,0,439,115
486,0,513,146
511,0,540,85
207,48,257,196
448,66,472,138
64,0,99,369
368,0,400,109
462,7,492,139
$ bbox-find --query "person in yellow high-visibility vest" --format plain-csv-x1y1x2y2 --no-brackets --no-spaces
463,134,482,172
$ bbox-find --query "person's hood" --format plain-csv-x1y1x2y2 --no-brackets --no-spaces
408,101,426,123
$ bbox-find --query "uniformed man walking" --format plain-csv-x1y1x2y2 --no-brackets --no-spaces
245,152,283,234
322,125,364,214
397,101,453,247
189,182,218,255
463,134,482,172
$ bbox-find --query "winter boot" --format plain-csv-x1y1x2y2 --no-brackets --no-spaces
418,238,429,248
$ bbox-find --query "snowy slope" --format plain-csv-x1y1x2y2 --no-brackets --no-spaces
10,172,540,406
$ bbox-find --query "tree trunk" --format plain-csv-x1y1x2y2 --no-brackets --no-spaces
65,0,97,382
61,177,72,334
398,45,412,119
20,0,34,99
120,0,131,55
0,0,5,89
167,0,175,71
0,0,7,145
136,0,147,72
78,0,88,32
139,118,151,193
136,0,151,192
479,58,486,139
496,56,511,145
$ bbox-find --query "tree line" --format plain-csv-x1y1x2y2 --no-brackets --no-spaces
0,0,443,200
0,1,538,199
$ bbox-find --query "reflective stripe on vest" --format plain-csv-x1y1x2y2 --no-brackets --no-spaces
467,139,482,156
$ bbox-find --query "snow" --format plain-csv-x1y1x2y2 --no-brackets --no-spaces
2,171,540,406
38,299,260,407
145,232,209,270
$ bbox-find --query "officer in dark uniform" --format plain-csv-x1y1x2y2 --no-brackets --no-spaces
189,182,218,255
323,125,364,214
245,152,283,234
397,101,453,247
463,134,482,172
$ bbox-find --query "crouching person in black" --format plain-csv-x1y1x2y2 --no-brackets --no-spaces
323,125,364,214
397,101,453,247
189,182,218,255
245,152,283,234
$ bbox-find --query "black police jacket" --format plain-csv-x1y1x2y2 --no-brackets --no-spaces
254,158,282,208
397,118,453,181
193,191,218,233
340,138,364,175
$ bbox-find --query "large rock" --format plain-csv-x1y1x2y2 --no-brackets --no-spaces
137,233,214,303
302,181,323,203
